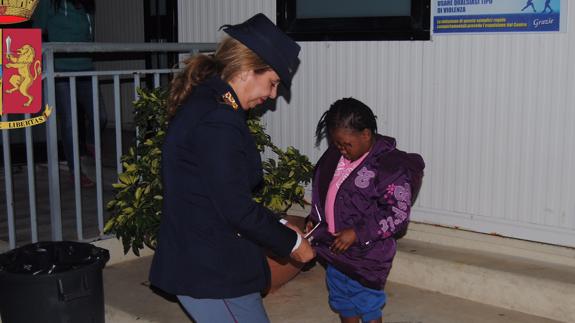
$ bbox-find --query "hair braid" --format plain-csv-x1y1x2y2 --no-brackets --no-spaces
315,97,378,146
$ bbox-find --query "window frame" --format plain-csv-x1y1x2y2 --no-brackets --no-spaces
276,0,431,41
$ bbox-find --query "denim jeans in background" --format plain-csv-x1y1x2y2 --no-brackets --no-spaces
55,76,107,171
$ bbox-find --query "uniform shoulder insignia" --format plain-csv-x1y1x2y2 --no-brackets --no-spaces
221,92,239,110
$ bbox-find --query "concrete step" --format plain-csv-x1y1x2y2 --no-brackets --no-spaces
389,223,575,322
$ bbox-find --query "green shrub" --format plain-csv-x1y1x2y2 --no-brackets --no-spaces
105,88,313,255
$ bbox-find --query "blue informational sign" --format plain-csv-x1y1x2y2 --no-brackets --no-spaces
433,0,562,33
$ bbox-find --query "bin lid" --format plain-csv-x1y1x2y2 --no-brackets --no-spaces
0,241,110,275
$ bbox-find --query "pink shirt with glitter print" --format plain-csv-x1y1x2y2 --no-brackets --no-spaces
325,151,370,234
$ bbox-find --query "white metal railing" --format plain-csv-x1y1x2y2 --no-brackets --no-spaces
1,42,217,250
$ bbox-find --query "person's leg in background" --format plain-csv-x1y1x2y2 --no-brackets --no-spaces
76,76,107,159
55,78,95,188
55,78,75,171
78,106,88,156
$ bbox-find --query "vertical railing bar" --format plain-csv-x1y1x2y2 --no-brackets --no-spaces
134,73,141,101
154,73,160,88
24,113,38,242
70,77,83,241
36,45,215,245
92,76,104,234
44,49,63,241
2,114,16,249
114,75,122,175
134,74,141,150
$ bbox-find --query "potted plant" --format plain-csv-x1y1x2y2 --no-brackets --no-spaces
105,87,314,291
247,115,314,293
247,115,314,215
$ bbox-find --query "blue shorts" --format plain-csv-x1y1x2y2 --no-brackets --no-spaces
177,292,269,323
326,265,387,322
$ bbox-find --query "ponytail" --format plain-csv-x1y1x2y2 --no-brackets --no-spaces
166,54,219,117
315,110,329,147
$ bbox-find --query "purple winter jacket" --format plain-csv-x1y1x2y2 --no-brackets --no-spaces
307,135,425,290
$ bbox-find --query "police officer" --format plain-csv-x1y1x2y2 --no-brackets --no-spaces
149,13,315,323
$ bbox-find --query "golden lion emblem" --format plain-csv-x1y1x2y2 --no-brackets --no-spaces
5,44,42,107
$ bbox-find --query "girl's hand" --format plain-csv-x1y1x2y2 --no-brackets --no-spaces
330,228,357,254
305,221,315,234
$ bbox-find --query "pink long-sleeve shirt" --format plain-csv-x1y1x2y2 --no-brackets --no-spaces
324,151,370,233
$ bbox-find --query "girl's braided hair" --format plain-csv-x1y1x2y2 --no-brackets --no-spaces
315,97,378,146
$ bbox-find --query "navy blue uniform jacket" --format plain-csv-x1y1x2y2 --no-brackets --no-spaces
149,76,297,298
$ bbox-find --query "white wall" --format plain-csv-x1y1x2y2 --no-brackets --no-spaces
177,1,575,248
95,0,146,128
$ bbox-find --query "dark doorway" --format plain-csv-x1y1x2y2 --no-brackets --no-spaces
143,0,178,88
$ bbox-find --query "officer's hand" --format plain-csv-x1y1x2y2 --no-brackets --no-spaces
304,221,314,234
291,237,315,263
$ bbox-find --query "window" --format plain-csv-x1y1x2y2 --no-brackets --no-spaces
277,0,430,41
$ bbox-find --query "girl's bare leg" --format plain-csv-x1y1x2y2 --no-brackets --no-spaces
340,315,360,323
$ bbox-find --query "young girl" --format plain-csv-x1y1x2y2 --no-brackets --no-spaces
306,98,425,323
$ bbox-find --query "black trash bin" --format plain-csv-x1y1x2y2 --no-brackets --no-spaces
0,241,110,323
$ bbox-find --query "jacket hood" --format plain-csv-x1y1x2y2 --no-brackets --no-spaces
373,134,424,171
372,134,425,203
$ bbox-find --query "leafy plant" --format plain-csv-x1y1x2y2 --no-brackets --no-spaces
105,88,314,255
104,88,167,254
248,117,313,213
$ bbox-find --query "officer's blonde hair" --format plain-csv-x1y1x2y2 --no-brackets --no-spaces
167,37,271,117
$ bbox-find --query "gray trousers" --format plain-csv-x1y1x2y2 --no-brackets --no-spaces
177,292,270,323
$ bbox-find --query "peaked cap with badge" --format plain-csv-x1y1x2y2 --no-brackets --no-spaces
223,13,300,88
